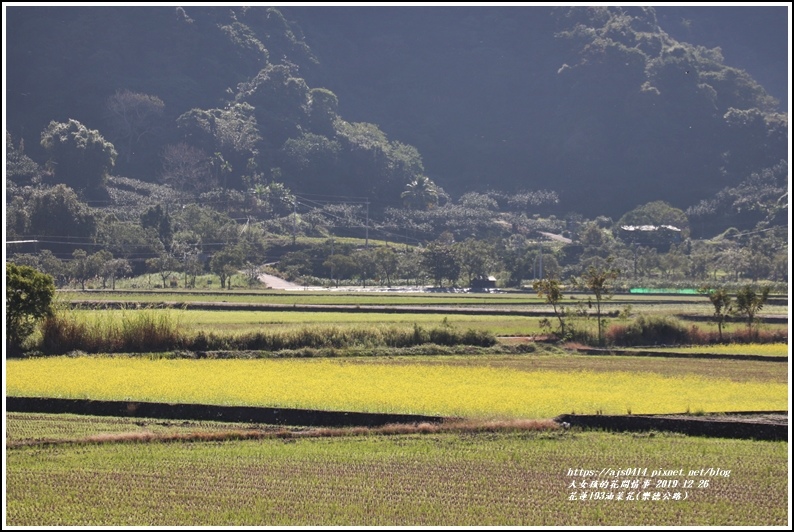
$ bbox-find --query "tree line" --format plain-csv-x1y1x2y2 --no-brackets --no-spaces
7,186,787,293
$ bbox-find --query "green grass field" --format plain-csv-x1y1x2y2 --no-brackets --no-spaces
59,288,739,313
46,304,789,342
5,427,786,526
60,307,549,336
58,289,549,306
620,343,789,357
5,412,287,444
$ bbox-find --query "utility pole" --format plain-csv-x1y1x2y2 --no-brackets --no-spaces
292,198,297,246
365,199,369,248
533,243,544,280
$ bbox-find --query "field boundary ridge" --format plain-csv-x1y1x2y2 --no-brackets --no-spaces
5,397,449,427
555,412,787,441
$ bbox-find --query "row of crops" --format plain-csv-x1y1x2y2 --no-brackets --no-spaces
6,422,786,526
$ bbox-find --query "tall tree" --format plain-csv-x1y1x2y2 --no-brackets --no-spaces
374,246,399,287
533,277,568,339
25,184,97,241
140,204,174,251
210,248,244,289
90,250,114,289
176,103,262,190
40,119,117,197
6,263,55,355
6,132,42,186
236,64,310,145
421,240,460,287
103,258,132,290
104,89,165,164
401,175,440,211
95,216,165,266
578,261,620,346
699,286,733,342
734,285,771,337
323,254,356,287
160,142,215,195
308,87,340,136
146,254,181,288
456,238,495,286
70,249,100,290
352,248,377,288
234,224,269,286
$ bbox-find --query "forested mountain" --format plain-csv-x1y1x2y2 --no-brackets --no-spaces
5,5,788,224
287,6,787,219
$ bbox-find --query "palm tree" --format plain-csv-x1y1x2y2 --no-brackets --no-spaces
401,175,440,210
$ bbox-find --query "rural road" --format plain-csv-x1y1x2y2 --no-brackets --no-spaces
257,272,305,290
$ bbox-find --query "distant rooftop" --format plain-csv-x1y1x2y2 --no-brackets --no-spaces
619,225,681,232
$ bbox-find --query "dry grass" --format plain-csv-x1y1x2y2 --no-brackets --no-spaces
38,308,496,354
7,418,560,449
605,315,787,347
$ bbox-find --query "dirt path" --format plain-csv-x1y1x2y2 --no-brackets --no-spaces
257,272,305,290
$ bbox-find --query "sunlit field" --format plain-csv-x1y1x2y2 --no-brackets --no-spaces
58,289,551,307
620,343,789,357
7,356,786,418
5,412,286,443
363,354,787,384
59,307,548,336
9,293,788,528
60,289,760,315
6,429,786,526
51,306,788,340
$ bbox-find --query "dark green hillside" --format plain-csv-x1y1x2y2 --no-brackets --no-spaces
286,6,787,217
5,5,788,221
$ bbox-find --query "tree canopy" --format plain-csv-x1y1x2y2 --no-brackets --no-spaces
6,263,56,354
40,119,117,197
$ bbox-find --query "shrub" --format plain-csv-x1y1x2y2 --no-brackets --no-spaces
218,325,496,352
40,308,185,355
38,311,497,354
606,315,788,347
606,315,691,347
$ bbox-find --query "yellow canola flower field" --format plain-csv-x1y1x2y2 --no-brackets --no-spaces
6,357,786,418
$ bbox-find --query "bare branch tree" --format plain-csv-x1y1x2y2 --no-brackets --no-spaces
160,142,216,195
104,89,165,163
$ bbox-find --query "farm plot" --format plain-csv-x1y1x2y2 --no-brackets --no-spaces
619,343,789,357
61,308,547,336
59,289,751,316
363,353,788,384
5,412,287,445
5,430,786,526
7,356,786,418
50,305,789,342
58,289,547,307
